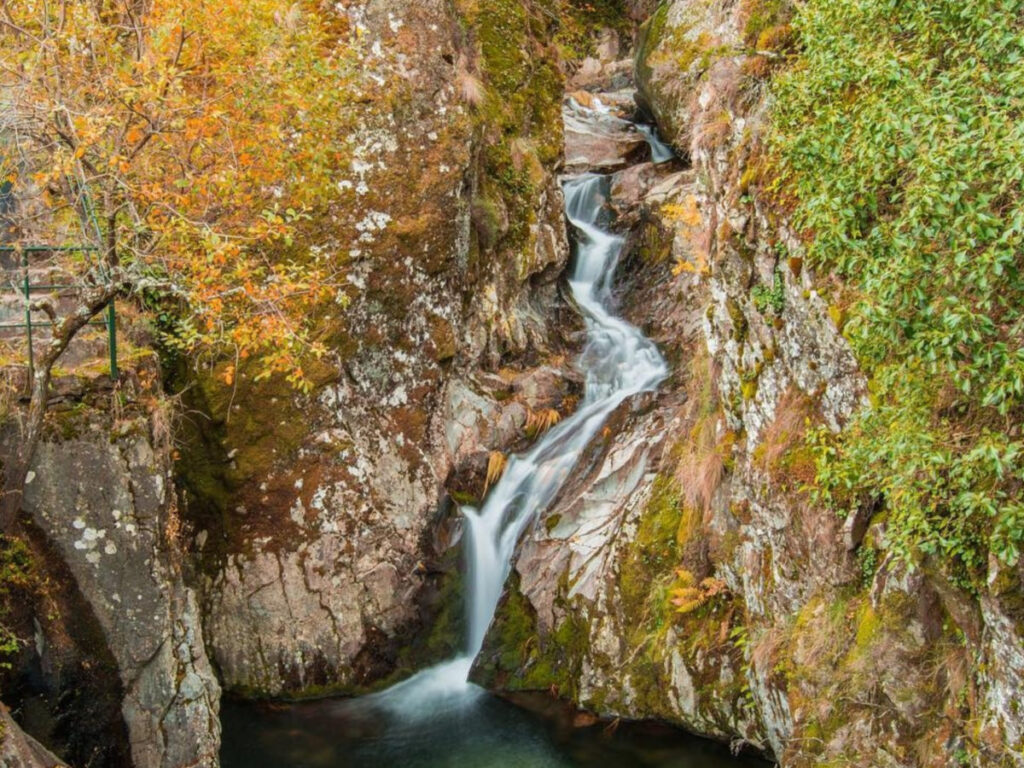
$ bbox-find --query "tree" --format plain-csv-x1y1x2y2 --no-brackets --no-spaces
0,0,363,530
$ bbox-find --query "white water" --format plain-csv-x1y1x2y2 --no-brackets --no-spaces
637,123,676,164
367,172,667,718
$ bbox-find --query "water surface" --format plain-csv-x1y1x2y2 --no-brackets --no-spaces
221,693,769,768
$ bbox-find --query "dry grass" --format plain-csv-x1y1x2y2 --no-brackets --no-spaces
749,622,792,684
756,25,795,53
926,637,973,712
676,414,726,513
697,110,734,152
741,54,772,79
525,407,561,439
0,376,15,429
674,348,730,513
757,388,812,468
483,450,507,495
164,492,184,553
669,567,729,614
754,388,819,490
456,53,486,108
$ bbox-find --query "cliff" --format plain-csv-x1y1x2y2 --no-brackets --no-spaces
2,2,1021,767
2,0,581,763
475,2,1024,767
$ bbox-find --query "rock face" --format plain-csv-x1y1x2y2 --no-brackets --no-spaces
475,4,1024,768
0,703,68,768
21,420,221,768
4,399,220,768
183,0,574,699
563,97,648,172
1,1,577,760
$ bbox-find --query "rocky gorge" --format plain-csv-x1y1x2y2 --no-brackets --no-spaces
1,1,1022,767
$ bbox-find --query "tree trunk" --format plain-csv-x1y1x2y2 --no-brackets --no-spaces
0,278,125,533
0,364,53,531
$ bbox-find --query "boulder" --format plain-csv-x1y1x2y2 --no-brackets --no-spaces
23,430,221,768
0,704,67,768
564,98,648,172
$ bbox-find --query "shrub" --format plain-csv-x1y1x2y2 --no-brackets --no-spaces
771,0,1024,577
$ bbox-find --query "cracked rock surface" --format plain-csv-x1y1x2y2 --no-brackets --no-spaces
23,428,220,768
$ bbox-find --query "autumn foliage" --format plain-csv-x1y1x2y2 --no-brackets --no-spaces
1,0,363,388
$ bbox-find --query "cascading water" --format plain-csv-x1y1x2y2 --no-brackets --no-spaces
637,123,676,164
465,171,668,658
366,171,667,718
221,115,768,768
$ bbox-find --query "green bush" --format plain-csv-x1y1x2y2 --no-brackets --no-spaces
770,0,1024,578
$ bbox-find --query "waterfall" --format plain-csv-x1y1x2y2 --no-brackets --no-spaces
637,123,676,164
366,169,667,717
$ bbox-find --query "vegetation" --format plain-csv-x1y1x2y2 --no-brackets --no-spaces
770,0,1024,579
555,0,632,62
668,568,727,614
0,0,362,528
1,0,357,383
751,266,785,318
0,536,34,672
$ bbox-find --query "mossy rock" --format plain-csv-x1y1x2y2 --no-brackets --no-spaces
618,475,684,626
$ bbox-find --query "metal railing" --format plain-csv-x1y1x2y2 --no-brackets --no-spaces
0,245,118,382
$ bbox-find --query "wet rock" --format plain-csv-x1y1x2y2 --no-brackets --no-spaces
564,98,648,173
511,366,576,411
445,450,491,504
609,162,662,219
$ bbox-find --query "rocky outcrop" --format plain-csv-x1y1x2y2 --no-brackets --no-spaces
476,4,1024,768
563,96,648,173
20,411,220,768
0,703,68,768
185,0,574,699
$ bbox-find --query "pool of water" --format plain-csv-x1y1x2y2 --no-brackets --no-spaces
220,691,770,768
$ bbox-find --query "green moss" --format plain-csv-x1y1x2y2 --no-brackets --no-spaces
740,362,763,401
619,476,684,623
461,0,564,262
554,0,630,63
0,535,35,675
174,354,337,525
471,195,503,251
519,611,590,695
471,571,540,688
741,0,794,47
637,217,675,265
725,297,749,344
395,548,466,674
852,603,880,655
450,490,478,506
636,2,671,87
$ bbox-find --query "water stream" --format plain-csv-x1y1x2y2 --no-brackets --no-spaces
637,123,676,164
356,169,668,718
221,119,763,768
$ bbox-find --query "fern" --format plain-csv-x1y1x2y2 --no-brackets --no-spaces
668,568,728,614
